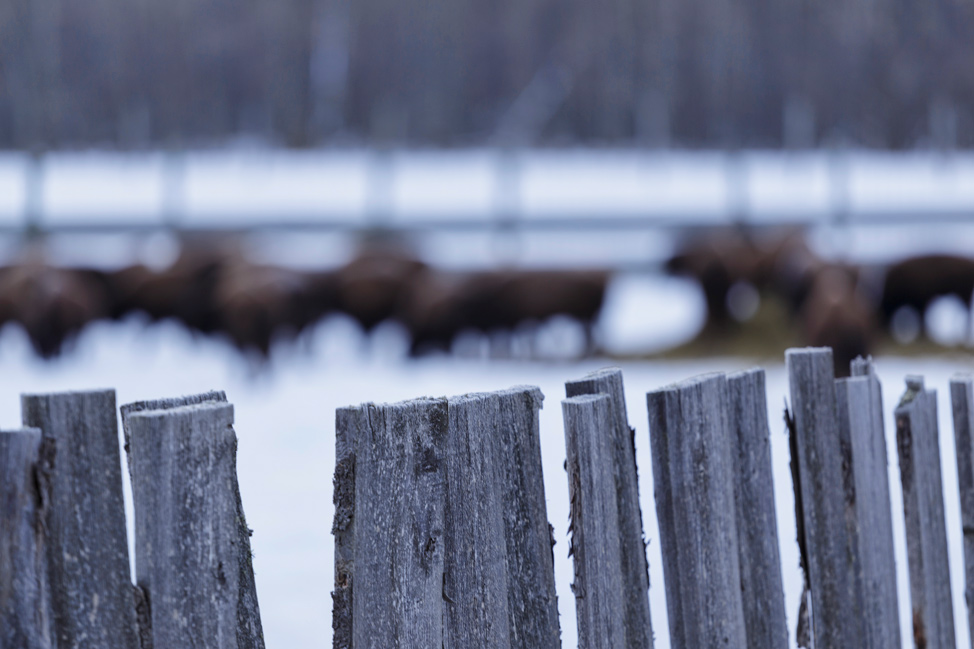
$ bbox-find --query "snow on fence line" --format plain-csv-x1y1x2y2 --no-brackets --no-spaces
3,348,974,649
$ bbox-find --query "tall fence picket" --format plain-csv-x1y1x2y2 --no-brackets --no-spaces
565,368,653,649
335,397,450,648
21,390,140,649
646,373,748,649
123,397,264,649
950,373,974,647
842,358,901,649
332,387,559,649
726,368,789,649
786,348,864,648
0,428,54,649
896,376,956,649
562,394,627,649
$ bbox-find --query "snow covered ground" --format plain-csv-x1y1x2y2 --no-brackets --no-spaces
2,147,974,647
0,312,972,649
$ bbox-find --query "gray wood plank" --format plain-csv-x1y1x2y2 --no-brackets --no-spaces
120,390,227,472
785,348,864,649
22,389,140,649
349,397,449,649
443,391,512,649
332,406,362,649
896,376,956,649
0,428,55,649
646,372,748,649
726,368,789,649
487,386,561,649
565,368,653,649
563,394,626,649
950,373,974,649
125,400,265,649
843,359,902,649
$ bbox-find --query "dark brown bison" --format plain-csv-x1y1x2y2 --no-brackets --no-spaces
106,242,231,333
336,243,428,333
398,268,610,356
0,258,111,357
800,267,875,377
879,254,974,333
666,228,762,329
212,257,311,356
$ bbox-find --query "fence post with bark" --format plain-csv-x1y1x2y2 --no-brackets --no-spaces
564,367,653,649
332,386,560,649
0,388,264,649
896,376,956,649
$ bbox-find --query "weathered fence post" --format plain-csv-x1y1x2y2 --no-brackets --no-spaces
562,394,626,649
0,428,55,649
896,376,956,649
472,386,560,648
123,396,265,649
565,368,653,649
646,373,748,649
841,358,901,649
726,368,789,649
950,373,974,646
786,348,864,648
21,389,140,649
334,397,450,648
332,386,559,649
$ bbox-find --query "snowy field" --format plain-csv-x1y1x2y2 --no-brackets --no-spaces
0,311,972,649
3,147,974,647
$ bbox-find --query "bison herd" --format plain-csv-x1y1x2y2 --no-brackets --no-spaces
0,230,971,368
0,238,610,360
667,228,974,375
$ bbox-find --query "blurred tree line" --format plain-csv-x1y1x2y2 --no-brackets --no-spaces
1,0,973,149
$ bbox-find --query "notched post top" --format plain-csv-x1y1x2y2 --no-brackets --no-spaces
898,376,926,407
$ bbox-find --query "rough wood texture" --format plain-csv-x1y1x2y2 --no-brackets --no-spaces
125,400,265,649
950,373,974,648
334,387,559,649
22,389,140,649
785,348,864,649
844,358,901,649
346,397,450,649
646,373,748,649
896,376,956,649
0,428,55,649
563,394,626,649
120,390,227,471
565,368,653,649
488,386,560,649
442,390,513,647
332,406,360,649
726,368,789,649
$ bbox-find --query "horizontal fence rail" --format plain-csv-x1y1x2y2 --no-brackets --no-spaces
5,347,974,648
3,150,974,238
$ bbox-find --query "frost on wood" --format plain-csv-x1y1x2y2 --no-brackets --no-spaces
0,428,55,649
563,394,627,649
333,386,559,649
786,348,864,649
124,399,264,649
565,368,653,649
726,368,789,649
950,373,974,648
842,358,901,649
646,373,747,649
21,390,140,649
895,376,955,649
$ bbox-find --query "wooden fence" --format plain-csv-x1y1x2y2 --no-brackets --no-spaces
3,346,974,648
